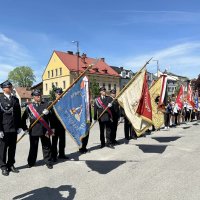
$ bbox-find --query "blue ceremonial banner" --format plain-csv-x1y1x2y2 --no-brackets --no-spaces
195,96,198,109
54,76,90,147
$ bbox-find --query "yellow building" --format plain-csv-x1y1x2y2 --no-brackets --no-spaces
42,51,120,96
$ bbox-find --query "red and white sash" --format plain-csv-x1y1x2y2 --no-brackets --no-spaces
96,97,113,119
28,104,53,136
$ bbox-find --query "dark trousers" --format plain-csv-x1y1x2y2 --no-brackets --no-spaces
28,135,52,166
82,132,89,149
124,117,132,139
0,132,17,170
111,119,118,143
51,129,66,158
164,113,170,127
99,121,112,145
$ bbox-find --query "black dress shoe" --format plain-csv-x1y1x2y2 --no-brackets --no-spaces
52,157,58,162
79,148,88,154
106,144,115,149
46,164,53,169
2,169,9,176
9,165,19,173
100,144,105,148
113,141,120,145
58,155,69,159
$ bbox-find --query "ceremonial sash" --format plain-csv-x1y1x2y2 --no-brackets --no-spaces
96,97,113,119
28,104,53,135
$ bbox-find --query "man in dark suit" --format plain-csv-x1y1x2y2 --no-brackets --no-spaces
109,89,120,145
94,87,114,149
21,89,53,169
0,80,22,176
51,88,68,161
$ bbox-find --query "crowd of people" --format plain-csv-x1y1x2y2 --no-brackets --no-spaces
0,80,199,177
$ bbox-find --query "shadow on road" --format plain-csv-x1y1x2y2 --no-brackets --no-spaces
182,126,191,129
13,185,76,200
151,136,181,143
85,160,126,174
136,144,168,154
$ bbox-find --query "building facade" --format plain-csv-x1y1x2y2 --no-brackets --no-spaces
42,51,120,96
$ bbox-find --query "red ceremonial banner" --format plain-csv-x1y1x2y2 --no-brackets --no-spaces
136,71,152,123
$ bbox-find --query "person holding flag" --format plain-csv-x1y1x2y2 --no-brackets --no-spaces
50,88,69,162
21,89,54,169
94,87,114,149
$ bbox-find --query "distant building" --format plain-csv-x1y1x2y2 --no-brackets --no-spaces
110,66,134,89
42,51,120,96
14,87,32,106
157,70,190,96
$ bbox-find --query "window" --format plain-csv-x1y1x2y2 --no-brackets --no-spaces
103,83,105,87
108,83,111,90
45,83,48,91
114,84,116,89
63,81,66,89
121,70,126,78
51,70,54,77
52,82,54,87
48,71,50,78
60,68,62,75
55,82,58,87
55,69,58,76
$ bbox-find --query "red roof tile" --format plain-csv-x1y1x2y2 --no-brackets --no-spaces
15,87,32,99
54,51,119,77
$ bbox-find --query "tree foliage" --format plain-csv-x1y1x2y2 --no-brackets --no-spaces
8,66,36,87
192,74,200,96
90,78,99,99
49,85,57,101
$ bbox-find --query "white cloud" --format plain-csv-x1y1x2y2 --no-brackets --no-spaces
121,42,200,79
0,33,36,83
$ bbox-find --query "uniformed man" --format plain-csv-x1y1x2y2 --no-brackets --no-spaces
94,87,114,149
108,89,120,145
21,89,53,169
51,88,68,162
0,80,22,176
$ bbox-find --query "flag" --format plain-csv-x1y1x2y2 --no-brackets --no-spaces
158,74,168,109
54,76,90,147
136,71,152,123
149,76,166,129
187,84,195,108
176,85,184,109
118,68,152,136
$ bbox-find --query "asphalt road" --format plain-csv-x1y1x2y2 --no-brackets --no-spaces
1,120,200,200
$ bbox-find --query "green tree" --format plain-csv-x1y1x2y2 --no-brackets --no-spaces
90,78,99,99
49,85,57,101
8,66,36,87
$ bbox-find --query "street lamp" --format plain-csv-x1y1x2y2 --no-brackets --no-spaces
153,59,159,77
72,40,80,76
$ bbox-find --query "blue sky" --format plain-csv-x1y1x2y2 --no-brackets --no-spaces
0,0,200,84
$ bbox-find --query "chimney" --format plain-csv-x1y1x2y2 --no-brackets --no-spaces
100,58,105,62
81,53,87,64
67,51,73,55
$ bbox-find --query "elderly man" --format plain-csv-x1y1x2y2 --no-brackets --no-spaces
0,80,22,176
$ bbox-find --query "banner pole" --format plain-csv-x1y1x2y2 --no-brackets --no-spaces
89,57,153,131
17,60,99,143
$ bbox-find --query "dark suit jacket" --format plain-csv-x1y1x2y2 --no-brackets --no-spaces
94,96,112,122
0,95,21,133
22,101,52,136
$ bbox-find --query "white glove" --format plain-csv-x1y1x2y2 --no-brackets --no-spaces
42,109,49,115
108,103,112,108
17,128,25,135
0,131,4,139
